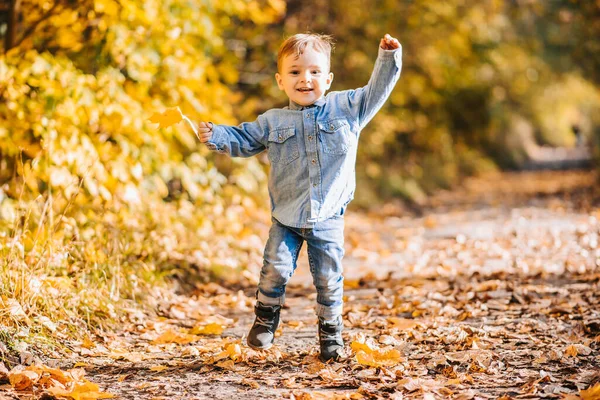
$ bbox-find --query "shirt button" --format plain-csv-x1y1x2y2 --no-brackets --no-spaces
308,136,313,140
330,124,334,130
311,159,316,164
278,135,282,140
313,183,317,187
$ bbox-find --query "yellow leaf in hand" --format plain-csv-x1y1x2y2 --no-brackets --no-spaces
148,107,183,129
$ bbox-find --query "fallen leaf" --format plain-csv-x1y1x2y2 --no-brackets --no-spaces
387,317,419,330
398,377,442,392
215,342,243,362
356,349,402,367
5,298,29,322
149,365,168,372
350,341,373,354
190,323,224,335
291,392,315,400
286,320,304,329
318,367,345,382
445,351,471,363
108,349,145,362
574,344,593,356
47,379,114,399
581,383,600,400
82,337,95,349
152,329,199,345
8,365,113,400
565,345,578,357
283,376,299,388
215,360,236,370
8,368,38,390
39,366,70,385
181,347,200,357
241,378,260,389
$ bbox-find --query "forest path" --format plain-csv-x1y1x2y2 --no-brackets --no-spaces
4,170,600,399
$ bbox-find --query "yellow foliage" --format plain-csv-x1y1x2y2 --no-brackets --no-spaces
0,0,280,337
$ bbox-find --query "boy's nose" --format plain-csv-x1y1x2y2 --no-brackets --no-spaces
301,71,312,82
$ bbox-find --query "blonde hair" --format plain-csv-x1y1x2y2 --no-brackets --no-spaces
277,33,335,72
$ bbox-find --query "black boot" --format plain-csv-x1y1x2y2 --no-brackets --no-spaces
319,316,344,362
247,302,281,350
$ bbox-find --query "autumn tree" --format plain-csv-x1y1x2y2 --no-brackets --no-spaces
0,0,283,333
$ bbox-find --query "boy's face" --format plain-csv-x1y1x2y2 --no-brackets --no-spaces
276,46,334,106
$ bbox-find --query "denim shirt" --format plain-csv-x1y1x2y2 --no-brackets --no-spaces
206,46,402,228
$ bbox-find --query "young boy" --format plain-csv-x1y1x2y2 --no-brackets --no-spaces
197,33,402,361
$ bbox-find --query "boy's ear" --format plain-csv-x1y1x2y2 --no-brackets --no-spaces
326,72,334,89
275,72,284,90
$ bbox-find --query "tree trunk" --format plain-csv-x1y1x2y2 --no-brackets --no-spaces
5,0,20,51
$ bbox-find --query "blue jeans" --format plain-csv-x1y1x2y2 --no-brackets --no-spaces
257,213,345,320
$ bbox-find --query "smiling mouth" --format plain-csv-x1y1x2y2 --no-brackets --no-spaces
297,88,314,93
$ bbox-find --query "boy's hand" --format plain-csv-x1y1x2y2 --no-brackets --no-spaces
197,121,213,143
380,34,400,50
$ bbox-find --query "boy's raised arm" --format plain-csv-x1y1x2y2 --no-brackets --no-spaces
199,118,267,158
343,34,402,130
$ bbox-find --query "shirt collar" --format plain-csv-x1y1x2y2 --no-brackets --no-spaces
288,97,326,111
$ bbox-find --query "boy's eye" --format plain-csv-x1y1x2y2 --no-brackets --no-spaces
290,71,299,75
312,70,321,74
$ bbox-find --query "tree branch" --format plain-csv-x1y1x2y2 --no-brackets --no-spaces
12,0,63,49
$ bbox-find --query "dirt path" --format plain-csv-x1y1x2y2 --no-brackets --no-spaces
5,170,600,399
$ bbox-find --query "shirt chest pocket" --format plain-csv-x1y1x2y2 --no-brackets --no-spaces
318,119,355,155
267,127,300,165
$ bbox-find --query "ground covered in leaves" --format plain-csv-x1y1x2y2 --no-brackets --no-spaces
2,170,600,399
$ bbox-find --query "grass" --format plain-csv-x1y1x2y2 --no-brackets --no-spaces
0,172,268,362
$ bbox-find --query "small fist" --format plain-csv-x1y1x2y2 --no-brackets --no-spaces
197,121,213,143
380,34,400,50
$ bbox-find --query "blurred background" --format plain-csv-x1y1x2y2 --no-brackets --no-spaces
0,0,599,333
1,0,599,210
